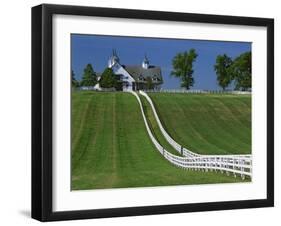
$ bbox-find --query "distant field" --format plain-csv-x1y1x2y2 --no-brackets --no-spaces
71,91,245,190
149,93,251,155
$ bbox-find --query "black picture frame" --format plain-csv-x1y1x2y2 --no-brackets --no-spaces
32,3,274,222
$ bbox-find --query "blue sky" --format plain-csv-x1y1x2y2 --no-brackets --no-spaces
71,34,251,90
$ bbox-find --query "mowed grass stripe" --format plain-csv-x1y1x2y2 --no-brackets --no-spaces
72,92,248,190
71,92,102,169
151,94,229,154
209,97,251,144
182,96,250,151
215,96,251,129
72,93,114,187
71,92,93,159
139,94,181,156
149,93,251,155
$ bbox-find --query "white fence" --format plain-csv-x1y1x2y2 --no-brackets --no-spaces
140,90,200,157
78,86,116,91
146,89,251,95
134,91,252,179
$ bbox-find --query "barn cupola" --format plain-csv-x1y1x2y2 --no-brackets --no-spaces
108,49,120,68
142,54,149,69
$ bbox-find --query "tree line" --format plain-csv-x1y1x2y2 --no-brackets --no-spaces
214,52,251,91
170,49,251,91
72,50,251,91
72,64,118,89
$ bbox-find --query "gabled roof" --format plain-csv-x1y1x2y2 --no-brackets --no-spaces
123,65,163,83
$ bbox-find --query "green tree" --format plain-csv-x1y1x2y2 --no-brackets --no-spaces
171,49,198,90
71,70,79,87
230,52,252,90
99,68,117,88
214,54,233,90
80,64,97,87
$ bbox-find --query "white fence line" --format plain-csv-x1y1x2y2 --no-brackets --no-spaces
139,90,251,158
140,91,202,157
130,91,252,179
145,89,251,95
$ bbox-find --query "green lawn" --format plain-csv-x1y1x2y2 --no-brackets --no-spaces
71,91,246,190
139,95,181,156
149,93,251,155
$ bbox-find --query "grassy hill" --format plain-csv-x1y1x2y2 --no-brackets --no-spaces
71,91,245,190
149,93,251,155
139,95,181,156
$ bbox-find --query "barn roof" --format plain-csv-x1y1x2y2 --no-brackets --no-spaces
123,65,163,83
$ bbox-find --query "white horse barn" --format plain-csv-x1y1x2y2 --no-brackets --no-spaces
95,50,163,91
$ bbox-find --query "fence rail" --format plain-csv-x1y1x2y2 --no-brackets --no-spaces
145,89,251,95
133,91,252,179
